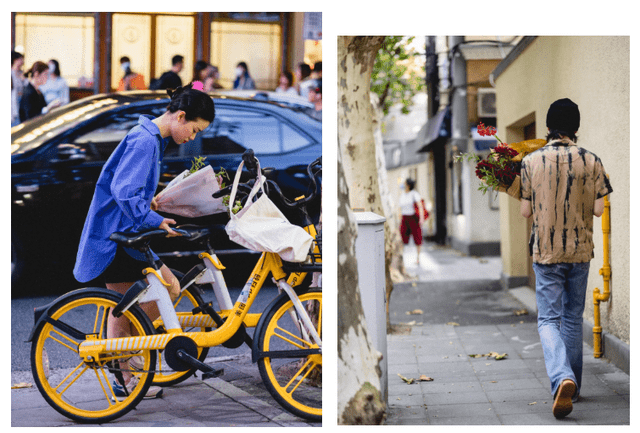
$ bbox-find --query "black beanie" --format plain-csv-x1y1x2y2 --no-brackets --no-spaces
546,98,580,133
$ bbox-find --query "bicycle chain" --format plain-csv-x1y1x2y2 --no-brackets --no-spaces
101,359,173,376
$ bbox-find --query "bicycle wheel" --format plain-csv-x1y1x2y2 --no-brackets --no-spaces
256,288,322,421
152,272,211,387
30,288,156,424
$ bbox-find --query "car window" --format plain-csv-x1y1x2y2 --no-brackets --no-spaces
70,107,164,162
199,106,312,156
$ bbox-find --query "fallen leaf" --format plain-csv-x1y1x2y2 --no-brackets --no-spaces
446,322,460,326
406,309,423,315
12,383,32,389
418,375,434,382
528,402,537,405
397,374,415,384
406,321,416,326
469,352,508,360
513,309,528,316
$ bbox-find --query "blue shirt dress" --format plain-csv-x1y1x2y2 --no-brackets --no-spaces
73,115,169,283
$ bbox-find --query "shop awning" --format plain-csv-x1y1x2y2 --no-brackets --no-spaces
417,106,450,152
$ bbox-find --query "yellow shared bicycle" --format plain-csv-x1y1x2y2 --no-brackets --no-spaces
28,155,322,423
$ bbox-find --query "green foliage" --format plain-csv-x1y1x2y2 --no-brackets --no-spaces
189,156,206,174
215,167,242,214
371,36,426,116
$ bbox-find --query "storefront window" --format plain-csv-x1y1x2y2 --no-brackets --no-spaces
154,15,194,85
14,13,94,88
111,13,151,90
210,21,282,90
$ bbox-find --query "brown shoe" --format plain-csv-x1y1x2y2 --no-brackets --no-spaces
553,379,576,418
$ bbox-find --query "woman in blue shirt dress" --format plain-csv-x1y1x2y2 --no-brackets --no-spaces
73,82,215,396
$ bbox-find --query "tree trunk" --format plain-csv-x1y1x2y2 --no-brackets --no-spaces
337,36,386,425
370,93,409,331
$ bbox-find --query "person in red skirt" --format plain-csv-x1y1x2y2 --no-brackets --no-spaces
399,178,426,264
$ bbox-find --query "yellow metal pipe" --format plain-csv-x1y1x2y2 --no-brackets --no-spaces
593,195,611,358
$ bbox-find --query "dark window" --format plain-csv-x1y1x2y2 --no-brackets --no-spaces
70,107,165,162
198,107,312,156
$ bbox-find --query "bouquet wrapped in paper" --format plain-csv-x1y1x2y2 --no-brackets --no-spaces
455,123,546,200
154,157,229,217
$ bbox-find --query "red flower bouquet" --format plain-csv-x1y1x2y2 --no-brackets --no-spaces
455,122,546,199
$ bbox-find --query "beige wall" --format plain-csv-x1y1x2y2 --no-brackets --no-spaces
495,36,630,344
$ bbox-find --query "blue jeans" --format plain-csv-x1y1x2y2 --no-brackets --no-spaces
533,262,590,397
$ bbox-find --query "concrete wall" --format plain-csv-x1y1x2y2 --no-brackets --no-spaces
447,150,502,255
494,36,630,344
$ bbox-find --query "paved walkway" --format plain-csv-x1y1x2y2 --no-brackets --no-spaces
383,243,630,425
11,348,319,427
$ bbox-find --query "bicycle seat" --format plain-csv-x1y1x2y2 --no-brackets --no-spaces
109,229,174,249
174,224,217,242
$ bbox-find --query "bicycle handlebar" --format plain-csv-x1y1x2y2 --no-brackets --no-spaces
212,150,321,211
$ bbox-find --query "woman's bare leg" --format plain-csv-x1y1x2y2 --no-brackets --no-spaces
105,266,180,382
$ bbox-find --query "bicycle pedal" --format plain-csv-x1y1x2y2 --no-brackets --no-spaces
174,348,223,380
201,367,224,380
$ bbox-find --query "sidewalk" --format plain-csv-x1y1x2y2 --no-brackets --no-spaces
384,243,630,425
11,351,319,427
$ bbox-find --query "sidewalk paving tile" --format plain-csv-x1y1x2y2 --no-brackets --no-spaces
384,244,629,426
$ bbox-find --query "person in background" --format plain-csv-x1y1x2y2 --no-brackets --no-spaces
275,70,298,95
205,65,224,91
399,178,426,265
520,98,613,419
193,60,209,84
117,56,146,91
19,60,60,122
308,79,322,121
12,50,26,126
150,54,183,90
193,60,223,92
312,61,322,79
296,62,313,99
233,61,255,90
39,59,69,108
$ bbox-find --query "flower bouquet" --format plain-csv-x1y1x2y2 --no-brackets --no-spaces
455,123,546,200
154,156,242,217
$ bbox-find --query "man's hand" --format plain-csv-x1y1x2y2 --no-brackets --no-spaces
594,197,605,217
520,198,533,219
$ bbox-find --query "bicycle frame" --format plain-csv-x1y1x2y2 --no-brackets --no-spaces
77,224,321,364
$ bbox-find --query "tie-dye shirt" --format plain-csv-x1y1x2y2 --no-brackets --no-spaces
521,139,613,264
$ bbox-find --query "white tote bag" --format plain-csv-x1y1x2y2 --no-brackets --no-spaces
225,160,313,262
154,165,227,217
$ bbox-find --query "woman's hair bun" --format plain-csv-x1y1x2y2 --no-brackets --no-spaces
165,82,215,123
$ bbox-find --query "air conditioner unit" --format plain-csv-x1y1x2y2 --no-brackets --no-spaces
477,88,496,118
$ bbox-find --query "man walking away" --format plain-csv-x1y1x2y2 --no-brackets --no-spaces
520,98,613,419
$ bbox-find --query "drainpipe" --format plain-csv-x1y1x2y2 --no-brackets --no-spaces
593,194,611,358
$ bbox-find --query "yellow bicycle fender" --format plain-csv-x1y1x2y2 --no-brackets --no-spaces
198,252,226,270
142,267,171,287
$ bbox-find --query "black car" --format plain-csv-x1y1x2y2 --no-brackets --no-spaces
11,91,321,295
